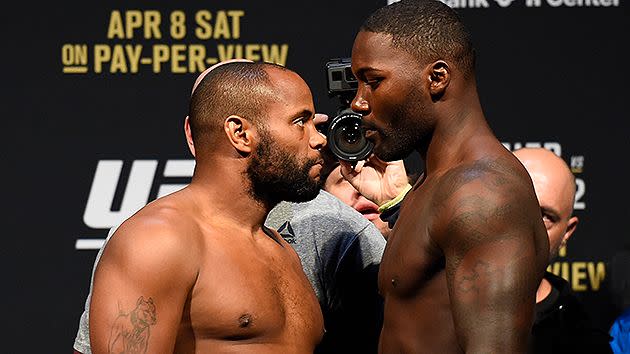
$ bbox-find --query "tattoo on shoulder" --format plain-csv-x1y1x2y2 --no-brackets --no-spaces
443,182,528,273
432,158,522,206
108,296,157,354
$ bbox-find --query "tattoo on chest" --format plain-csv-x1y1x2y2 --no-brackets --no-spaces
108,296,157,354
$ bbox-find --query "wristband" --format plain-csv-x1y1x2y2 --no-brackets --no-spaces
378,184,412,213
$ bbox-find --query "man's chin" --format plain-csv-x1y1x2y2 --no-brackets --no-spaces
374,147,404,162
284,188,321,203
374,140,415,162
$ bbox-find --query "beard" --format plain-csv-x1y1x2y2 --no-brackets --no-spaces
372,85,430,162
246,127,322,205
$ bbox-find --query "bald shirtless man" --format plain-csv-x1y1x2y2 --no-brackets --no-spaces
88,61,326,353
339,0,549,352
514,148,612,354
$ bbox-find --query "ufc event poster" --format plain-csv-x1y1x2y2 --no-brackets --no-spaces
3,0,627,351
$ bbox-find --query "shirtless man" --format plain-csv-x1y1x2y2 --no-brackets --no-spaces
340,0,549,352
89,61,326,353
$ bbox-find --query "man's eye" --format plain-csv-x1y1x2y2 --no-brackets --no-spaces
542,214,554,229
366,78,381,88
294,119,305,127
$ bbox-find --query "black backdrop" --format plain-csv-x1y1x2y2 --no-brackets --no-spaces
3,0,628,351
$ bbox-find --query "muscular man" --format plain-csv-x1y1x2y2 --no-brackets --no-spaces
514,147,612,354
75,63,385,354
340,0,549,352
88,61,326,353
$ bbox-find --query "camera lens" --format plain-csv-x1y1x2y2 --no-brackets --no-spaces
327,109,373,161
333,122,364,153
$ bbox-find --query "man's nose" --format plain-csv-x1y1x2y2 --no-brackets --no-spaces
351,89,370,114
309,122,327,150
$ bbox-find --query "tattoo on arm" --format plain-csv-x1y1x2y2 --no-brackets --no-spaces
108,296,157,354
457,260,492,295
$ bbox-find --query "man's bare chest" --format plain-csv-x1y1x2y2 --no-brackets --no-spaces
186,240,323,342
378,187,445,298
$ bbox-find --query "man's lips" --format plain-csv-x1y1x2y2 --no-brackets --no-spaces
364,129,379,141
354,200,380,221
310,159,325,177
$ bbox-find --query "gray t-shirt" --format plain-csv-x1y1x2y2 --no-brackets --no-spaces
74,190,385,353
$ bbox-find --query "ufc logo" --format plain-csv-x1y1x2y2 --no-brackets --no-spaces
83,160,195,229
501,141,562,157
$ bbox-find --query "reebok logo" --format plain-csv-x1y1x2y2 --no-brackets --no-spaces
277,221,296,244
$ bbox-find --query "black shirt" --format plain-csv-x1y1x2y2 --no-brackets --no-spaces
532,272,612,354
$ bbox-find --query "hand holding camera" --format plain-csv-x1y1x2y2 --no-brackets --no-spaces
339,157,410,208
323,58,412,207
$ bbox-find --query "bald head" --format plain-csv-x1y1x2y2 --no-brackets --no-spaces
188,61,289,147
514,147,578,260
191,59,253,95
514,148,576,214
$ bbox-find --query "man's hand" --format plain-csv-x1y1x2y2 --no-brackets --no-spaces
339,156,410,206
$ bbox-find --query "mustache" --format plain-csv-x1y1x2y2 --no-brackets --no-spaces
361,120,378,131
303,157,324,169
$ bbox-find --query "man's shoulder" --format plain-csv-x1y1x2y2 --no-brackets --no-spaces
119,196,196,238
430,155,535,211
427,156,544,245
102,195,203,267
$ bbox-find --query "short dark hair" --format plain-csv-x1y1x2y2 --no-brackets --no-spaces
188,62,288,145
361,0,475,78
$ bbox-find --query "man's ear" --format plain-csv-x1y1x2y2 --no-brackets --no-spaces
560,216,579,248
184,116,196,157
427,60,451,101
224,115,254,155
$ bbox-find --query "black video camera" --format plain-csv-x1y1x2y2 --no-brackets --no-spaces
321,58,373,162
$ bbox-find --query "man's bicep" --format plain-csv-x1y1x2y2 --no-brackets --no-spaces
89,228,193,354
445,230,536,351
439,189,540,352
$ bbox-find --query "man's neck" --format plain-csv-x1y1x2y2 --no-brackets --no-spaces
536,278,553,303
189,158,273,231
420,101,493,175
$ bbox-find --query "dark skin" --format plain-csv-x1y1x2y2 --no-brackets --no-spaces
341,31,549,353
89,67,326,353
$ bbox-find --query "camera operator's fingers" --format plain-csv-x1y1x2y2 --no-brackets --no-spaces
359,157,411,205
339,160,363,177
380,159,411,197
313,113,329,139
339,160,388,204
365,154,388,170
313,113,329,126
353,160,365,173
